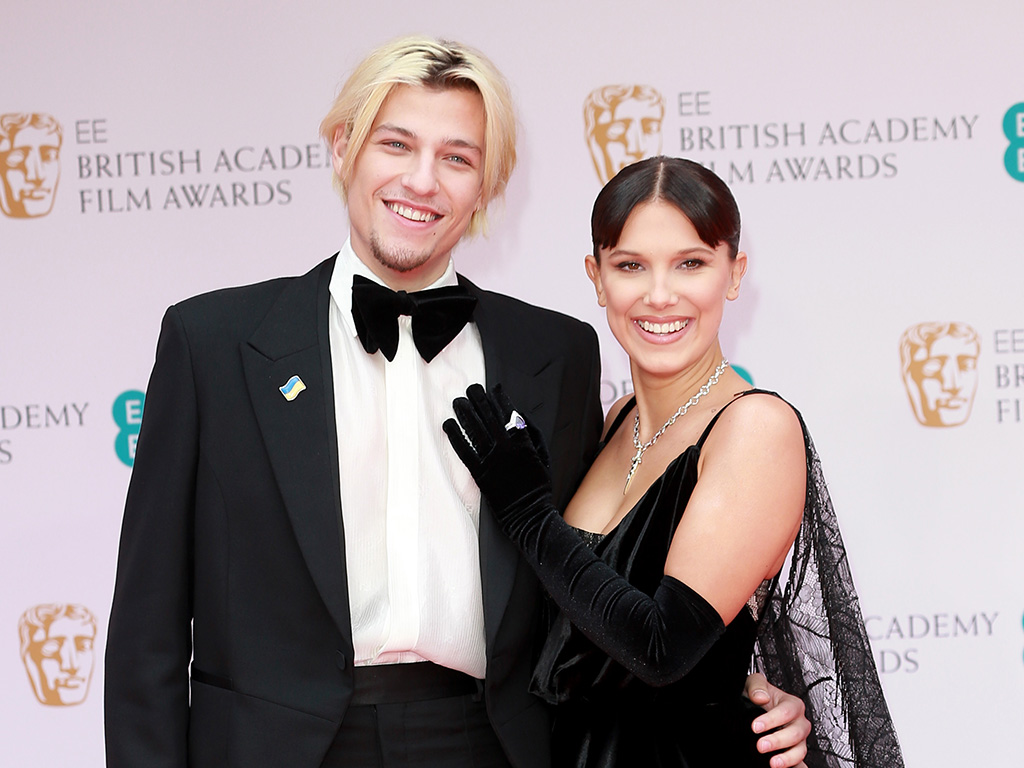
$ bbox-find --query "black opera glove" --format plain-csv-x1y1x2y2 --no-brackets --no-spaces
444,384,726,686
444,383,554,539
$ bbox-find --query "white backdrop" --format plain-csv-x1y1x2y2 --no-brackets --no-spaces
3,1,1022,765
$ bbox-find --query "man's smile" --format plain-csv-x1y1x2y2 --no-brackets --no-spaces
385,200,441,222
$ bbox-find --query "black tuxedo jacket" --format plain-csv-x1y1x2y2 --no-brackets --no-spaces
105,256,603,768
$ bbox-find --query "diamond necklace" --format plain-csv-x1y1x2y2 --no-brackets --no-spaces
623,359,730,495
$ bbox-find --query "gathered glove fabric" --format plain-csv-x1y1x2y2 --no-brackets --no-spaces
444,384,725,686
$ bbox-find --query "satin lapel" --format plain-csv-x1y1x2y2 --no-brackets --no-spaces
467,280,563,650
241,257,353,643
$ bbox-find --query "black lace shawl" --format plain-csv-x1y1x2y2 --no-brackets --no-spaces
754,410,904,767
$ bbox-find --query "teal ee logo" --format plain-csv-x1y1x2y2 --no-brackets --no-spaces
732,365,754,386
112,390,144,467
1003,103,1024,181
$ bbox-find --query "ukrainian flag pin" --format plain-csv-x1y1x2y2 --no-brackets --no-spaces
279,375,307,401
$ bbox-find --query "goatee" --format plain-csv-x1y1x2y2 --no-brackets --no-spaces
369,233,434,274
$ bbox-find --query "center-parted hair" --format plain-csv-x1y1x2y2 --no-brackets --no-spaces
591,156,741,260
319,36,517,236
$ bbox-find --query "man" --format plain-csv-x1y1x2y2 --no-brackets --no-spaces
106,37,808,768
0,112,63,219
19,603,97,706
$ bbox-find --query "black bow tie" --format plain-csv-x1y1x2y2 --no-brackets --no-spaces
351,274,478,363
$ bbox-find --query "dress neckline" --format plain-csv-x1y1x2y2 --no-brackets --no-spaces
574,390,778,542
604,389,769,448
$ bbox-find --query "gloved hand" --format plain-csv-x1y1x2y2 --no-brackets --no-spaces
443,383,553,544
445,384,725,687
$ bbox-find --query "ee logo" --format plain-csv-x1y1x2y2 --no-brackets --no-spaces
113,390,145,467
1004,103,1024,181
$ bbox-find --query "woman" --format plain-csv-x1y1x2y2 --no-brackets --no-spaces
445,157,902,767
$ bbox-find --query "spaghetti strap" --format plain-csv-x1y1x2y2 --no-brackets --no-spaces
602,396,637,443
694,389,784,448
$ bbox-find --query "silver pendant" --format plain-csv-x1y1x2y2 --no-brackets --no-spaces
623,453,641,495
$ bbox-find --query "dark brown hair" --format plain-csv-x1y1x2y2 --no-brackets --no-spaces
591,156,741,260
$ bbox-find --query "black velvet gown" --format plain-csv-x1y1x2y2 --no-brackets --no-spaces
531,394,776,768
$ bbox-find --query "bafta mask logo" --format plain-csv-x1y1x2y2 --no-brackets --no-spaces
584,85,664,184
19,604,97,706
0,112,63,219
899,322,981,427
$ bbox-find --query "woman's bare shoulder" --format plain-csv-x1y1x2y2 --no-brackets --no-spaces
706,391,804,454
698,391,807,499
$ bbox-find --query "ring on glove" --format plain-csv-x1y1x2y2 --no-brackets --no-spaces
505,410,527,431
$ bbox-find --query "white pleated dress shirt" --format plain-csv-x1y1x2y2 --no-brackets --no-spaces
328,239,487,678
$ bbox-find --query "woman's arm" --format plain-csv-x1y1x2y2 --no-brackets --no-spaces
665,393,805,624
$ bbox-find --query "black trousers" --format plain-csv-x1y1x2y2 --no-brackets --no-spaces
320,663,513,768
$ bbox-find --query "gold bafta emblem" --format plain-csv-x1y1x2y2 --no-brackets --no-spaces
899,322,980,427
0,112,63,219
19,604,97,706
584,85,664,184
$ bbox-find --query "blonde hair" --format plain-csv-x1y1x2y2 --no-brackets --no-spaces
320,36,517,236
